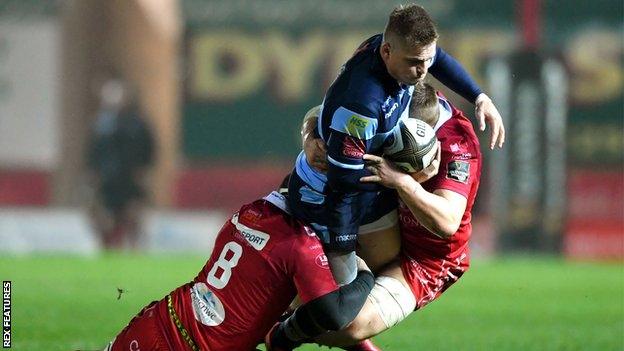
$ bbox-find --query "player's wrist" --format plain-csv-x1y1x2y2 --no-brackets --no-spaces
475,93,491,105
396,174,418,193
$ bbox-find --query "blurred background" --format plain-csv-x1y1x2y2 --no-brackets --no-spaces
0,1,622,350
0,0,622,258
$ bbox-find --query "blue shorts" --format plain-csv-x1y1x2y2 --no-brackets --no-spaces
287,171,397,253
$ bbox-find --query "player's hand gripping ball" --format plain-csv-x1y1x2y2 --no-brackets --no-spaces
383,118,438,173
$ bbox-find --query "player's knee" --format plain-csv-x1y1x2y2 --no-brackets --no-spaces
341,303,383,342
368,275,416,329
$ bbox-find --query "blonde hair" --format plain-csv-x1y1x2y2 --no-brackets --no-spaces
410,83,439,126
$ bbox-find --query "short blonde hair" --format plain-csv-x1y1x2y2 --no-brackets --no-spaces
410,83,439,126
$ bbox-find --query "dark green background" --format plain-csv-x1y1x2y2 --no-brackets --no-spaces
182,0,623,165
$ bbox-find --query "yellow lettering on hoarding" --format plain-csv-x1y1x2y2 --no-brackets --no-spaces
190,32,265,101
445,31,515,88
567,30,623,104
187,28,623,107
329,31,374,77
265,31,326,101
568,123,624,161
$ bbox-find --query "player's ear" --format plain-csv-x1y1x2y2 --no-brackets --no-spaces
380,42,392,60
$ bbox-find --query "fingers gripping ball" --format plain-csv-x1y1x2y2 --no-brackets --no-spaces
384,118,438,173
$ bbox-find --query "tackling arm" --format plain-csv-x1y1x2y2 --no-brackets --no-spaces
396,181,467,238
361,153,466,239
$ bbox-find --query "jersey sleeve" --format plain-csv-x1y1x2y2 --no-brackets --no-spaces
326,103,377,179
288,235,339,303
324,103,381,198
426,138,479,198
429,47,482,103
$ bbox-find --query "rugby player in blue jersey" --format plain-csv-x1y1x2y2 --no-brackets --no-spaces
288,3,504,291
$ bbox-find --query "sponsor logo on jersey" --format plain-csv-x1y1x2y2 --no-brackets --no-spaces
315,253,330,269
447,160,470,184
129,340,139,351
231,214,270,250
191,282,225,327
335,234,357,242
383,102,399,119
331,107,377,140
308,243,322,250
346,115,370,139
342,136,365,158
399,210,422,229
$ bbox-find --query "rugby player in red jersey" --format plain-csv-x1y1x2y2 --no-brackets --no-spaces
105,191,374,351
268,83,482,350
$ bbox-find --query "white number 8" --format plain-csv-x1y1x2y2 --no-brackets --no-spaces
207,241,243,289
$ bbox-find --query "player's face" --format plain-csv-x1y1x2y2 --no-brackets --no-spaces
384,41,437,85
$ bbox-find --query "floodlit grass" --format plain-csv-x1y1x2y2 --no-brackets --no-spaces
1,254,622,350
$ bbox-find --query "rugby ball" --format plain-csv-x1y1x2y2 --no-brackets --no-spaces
383,118,438,173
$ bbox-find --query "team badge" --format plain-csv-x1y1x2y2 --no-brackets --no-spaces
447,160,470,184
240,208,262,224
315,253,330,269
342,136,365,158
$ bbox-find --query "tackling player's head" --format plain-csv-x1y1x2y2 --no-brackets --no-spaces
409,82,440,127
381,4,438,85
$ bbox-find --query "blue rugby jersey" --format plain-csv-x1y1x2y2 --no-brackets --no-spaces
288,34,482,252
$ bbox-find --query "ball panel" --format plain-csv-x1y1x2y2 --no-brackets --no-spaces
384,118,437,173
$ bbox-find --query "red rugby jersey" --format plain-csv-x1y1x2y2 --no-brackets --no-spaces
164,192,338,351
399,94,482,265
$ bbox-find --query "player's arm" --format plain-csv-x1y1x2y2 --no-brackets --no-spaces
430,47,505,149
301,106,328,173
321,104,386,262
396,179,466,239
324,104,382,193
300,104,380,192
266,257,374,351
361,151,467,239
429,47,482,103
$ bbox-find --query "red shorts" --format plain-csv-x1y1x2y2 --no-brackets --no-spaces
400,251,469,310
107,301,173,351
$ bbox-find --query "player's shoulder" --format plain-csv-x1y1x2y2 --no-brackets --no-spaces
436,97,481,158
335,73,387,118
235,197,319,250
233,199,296,248
334,35,393,114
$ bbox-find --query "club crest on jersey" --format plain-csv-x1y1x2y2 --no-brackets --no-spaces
191,282,225,326
447,160,470,184
342,136,365,158
240,208,262,224
315,253,330,269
